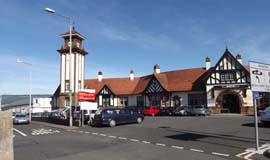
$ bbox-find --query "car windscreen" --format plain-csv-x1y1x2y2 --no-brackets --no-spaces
194,106,203,109
16,115,27,118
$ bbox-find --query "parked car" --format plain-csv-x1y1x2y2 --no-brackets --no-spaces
191,105,211,116
92,108,144,127
144,106,160,116
13,114,29,124
260,106,270,126
159,107,175,116
12,112,16,119
172,106,192,116
125,106,144,115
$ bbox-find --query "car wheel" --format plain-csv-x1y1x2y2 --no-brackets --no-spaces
183,112,187,116
137,117,143,124
151,113,155,116
109,120,116,127
168,112,172,116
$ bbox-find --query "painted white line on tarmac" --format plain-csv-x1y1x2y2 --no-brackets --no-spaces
243,152,256,160
109,136,117,138
236,151,249,158
92,132,98,135
118,137,127,140
130,139,139,142
171,146,184,150
100,134,106,136
211,152,230,157
190,149,204,153
142,141,150,144
13,128,27,137
78,131,83,133
84,131,90,134
156,143,166,147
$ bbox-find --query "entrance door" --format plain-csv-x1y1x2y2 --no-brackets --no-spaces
222,94,240,113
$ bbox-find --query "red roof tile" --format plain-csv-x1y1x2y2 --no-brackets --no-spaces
84,67,207,95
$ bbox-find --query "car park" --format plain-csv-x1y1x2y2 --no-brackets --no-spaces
92,108,144,127
13,114,29,124
260,106,270,126
191,105,211,116
143,106,160,116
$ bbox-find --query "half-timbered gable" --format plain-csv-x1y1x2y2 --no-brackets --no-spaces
206,49,250,85
145,78,165,94
97,85,114,107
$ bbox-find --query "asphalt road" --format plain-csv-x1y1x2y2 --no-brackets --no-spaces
13,115,270,160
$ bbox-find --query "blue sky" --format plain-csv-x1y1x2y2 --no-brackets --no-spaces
1,0,270,95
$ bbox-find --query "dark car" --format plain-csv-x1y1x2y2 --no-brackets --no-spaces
92,108,144,127
172,106,191,116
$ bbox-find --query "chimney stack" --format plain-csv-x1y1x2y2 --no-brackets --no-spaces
154,64,160,74
236,54,242,64
130,69,134,80
205,56,211,70
98,71,103,82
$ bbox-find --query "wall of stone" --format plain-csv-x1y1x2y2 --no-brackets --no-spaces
0,111,14,160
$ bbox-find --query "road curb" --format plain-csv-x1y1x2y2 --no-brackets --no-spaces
32,121,78,130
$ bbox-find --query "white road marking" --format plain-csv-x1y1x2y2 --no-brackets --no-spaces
31,128,60,136
13,128,27,137
109,136,117,138
211,152,230,157
84,131,90,134
236,151,249,158
171,146,184,150
100,134,106,136
142,141,150,144
156,143,166,146
78,131,83,133
130,139,139,142
92,132,98,135
190,149,204,153
243,152,255,160
118,137,127,140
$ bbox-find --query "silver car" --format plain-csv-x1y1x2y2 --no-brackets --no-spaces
191,105,211,116
260,106,270,126
13,114,30,124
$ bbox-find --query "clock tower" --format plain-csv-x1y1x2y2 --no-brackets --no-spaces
57,27,88,107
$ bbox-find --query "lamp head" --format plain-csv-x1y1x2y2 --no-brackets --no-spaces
45,8,55,13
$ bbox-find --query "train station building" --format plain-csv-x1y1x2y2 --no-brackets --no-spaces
53,29,270,114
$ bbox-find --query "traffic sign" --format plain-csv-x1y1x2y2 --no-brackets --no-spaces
253,91,259,99
249,61,270,92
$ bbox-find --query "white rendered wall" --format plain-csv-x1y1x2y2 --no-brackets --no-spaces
61,54,65,93
32,98,52,113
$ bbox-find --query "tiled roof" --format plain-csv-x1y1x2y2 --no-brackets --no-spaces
84,67,207,95
60,28,86,40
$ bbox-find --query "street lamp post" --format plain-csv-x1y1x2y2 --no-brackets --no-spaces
45,7,74,127
16,58,32,122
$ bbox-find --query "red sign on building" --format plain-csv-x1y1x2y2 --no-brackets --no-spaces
78,89,96,101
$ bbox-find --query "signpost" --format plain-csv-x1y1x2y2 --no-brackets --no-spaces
78,89,96,127
249,61,270,151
